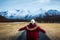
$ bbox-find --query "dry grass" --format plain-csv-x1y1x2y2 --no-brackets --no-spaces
0,22,60,40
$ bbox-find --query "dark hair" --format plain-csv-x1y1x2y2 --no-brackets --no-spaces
29,23,36,26
29,23,33,26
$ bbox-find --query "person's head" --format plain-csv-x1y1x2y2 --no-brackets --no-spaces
29,19,36,26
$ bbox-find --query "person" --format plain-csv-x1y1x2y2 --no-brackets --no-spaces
18,19,46,40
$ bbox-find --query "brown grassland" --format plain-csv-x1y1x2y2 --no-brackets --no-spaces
0,22,60,40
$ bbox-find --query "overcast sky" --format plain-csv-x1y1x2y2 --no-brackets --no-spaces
0,0,60,11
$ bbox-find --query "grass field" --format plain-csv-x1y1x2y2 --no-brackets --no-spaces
0,22,60,40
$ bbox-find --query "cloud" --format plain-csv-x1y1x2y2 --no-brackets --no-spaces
0,0,60,11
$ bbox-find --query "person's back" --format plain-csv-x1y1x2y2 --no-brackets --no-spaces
18,19,46,40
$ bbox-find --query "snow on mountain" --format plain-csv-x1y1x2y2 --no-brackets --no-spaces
0,9,60,20
46,10,60,16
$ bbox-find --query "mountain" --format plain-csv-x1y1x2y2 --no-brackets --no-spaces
0,9,46,19
46,10,60,16
0,15,9,22
0,9,60,22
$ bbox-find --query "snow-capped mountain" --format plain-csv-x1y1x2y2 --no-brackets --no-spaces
46,10,60,16
0,9,60,20
0,9,46,19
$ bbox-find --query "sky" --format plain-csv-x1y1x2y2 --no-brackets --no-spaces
0,0,60,11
